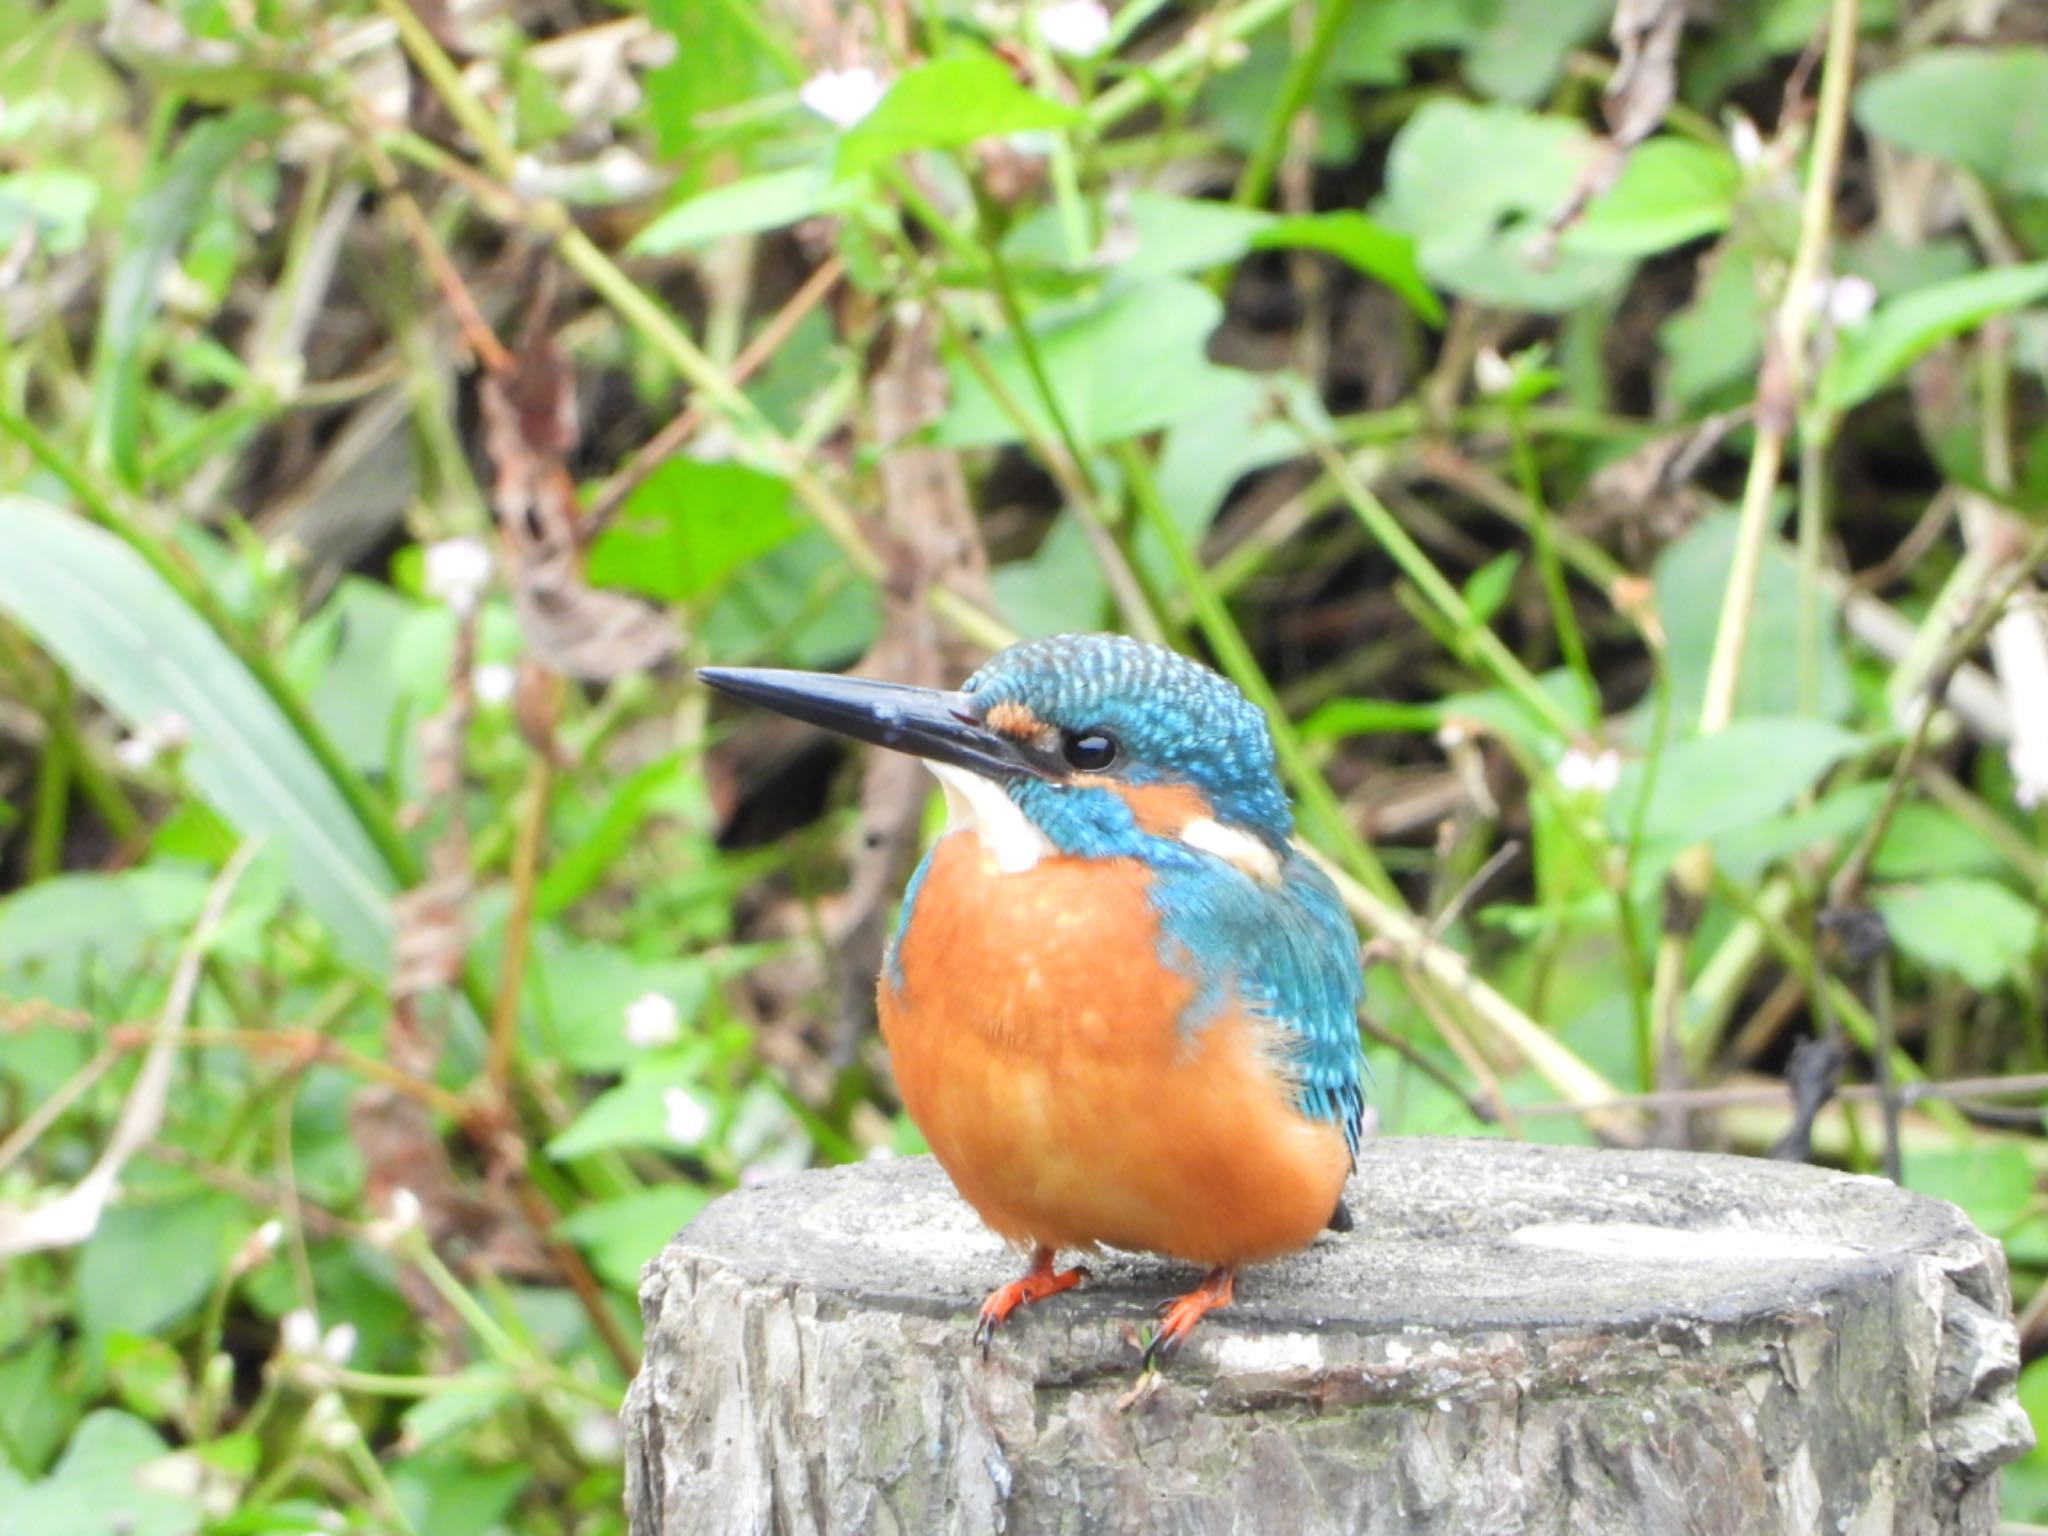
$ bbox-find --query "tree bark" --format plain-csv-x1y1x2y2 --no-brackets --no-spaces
623,1138,2032,1535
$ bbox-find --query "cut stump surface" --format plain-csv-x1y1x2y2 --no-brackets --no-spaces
624,1137,2032,1535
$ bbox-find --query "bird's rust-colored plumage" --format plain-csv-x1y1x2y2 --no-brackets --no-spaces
881,826,1350,1266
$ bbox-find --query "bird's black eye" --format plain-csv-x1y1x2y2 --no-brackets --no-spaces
1061,729,1119,772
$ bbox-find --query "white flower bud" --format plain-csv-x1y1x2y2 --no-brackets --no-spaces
624,992,681,1049
799,67,885,129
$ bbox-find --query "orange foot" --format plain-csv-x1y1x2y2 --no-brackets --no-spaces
974,1246,1088,1357
1142,1266,1236,1370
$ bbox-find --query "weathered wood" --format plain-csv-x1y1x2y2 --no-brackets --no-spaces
623,1138,2032,1536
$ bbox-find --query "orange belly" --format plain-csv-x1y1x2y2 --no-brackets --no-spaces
879,831,1349,1266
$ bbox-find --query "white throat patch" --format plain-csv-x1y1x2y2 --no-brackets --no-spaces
1181,816,1283,885
927,763,1054,873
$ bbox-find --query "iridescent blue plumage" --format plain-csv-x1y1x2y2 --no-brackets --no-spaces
897,633,1367,1155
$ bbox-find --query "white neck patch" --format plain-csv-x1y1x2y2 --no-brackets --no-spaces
927,763,1054,874
1181,815,1283,886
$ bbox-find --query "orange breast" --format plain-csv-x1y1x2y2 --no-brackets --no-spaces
879,831,1349,1266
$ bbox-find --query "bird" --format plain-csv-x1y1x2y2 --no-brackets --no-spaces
699,633,1365,1367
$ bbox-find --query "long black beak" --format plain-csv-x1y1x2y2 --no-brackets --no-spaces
697,667,1046,783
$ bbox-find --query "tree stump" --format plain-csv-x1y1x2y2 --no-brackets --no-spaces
623,1138,2032,1536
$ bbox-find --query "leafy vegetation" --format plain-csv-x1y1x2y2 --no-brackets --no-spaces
3,0,2047,1529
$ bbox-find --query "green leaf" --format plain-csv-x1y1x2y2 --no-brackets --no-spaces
1250,212,1444,322
0,169,98,254
836,50,1080,177
557,1185,712,1289
1379,100,1626,312
1874,876,2040,989
1651,512,1851,725
1856,47,2048,197
1462,550,1522,624
77,1192,240,1340
0,1411,199,1536
1870,802,2008,881
1005,191,1272,280
530,939,712,1073
938,279,1247,448
1903,1145,2041,1251
1661,238,1765,405
1566,140,1742,257
0,867,209,973
1462,0,1610,104
1609,718,1862,847
1328,0,1486,85
584,458,800,601
390,1449,530,1536
992,516,1111,639
644,0,788,159
2008,1359,2048,1521
395,1376,518,1456
545,1056,715,1160
1818,263,2048,418
629,166,844,255
699,527,881,669
103,1336,190,1424
0,500,396,973
88,108,278,487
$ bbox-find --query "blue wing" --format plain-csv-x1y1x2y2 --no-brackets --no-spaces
1149,848,1368,1157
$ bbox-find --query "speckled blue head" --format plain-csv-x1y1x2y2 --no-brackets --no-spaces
964,634,1292,847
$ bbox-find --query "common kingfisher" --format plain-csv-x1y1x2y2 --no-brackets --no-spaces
700,634,1366,1366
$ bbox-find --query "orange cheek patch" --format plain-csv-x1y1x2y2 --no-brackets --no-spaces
984,701,1042,737
1115,782,1213,837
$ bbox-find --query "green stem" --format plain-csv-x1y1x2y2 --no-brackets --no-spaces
1309,438,1581,740
1231,0,1355,210
1505,401,1593,709
1087,0,1296,131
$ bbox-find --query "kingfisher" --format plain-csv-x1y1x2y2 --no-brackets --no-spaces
700,633,1365,1366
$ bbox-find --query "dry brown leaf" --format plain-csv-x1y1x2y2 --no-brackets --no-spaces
1606,0,1687,148
1571,410,1742,562
481,294,678,681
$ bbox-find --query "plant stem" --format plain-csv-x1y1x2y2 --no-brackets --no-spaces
1697,0,1860,736
1231,0,1355,210
1309,438,1581,740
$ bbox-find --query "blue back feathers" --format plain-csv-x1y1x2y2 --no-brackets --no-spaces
905,634,1367,1155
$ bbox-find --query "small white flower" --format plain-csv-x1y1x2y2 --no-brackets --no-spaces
1038,0,1112,57
389,1187,422,1228
1729,114,1765,170
254,1219,284,1251
572,1410,623,1461
280,1308,321,1357
624,991,681,1049
1812,273,1876,329
473,663,517,707
423,537,492,614
320,1323,358,1366
366,1186,423,1249
799,66,885,130
1474,347,1516,398
2011,738,2048,810
1556,746,1621,795
662,1086,711,1147
114,712,190,771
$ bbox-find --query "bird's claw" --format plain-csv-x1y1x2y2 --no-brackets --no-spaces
1137,1267,1236,1372
973,1257,1088,1358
